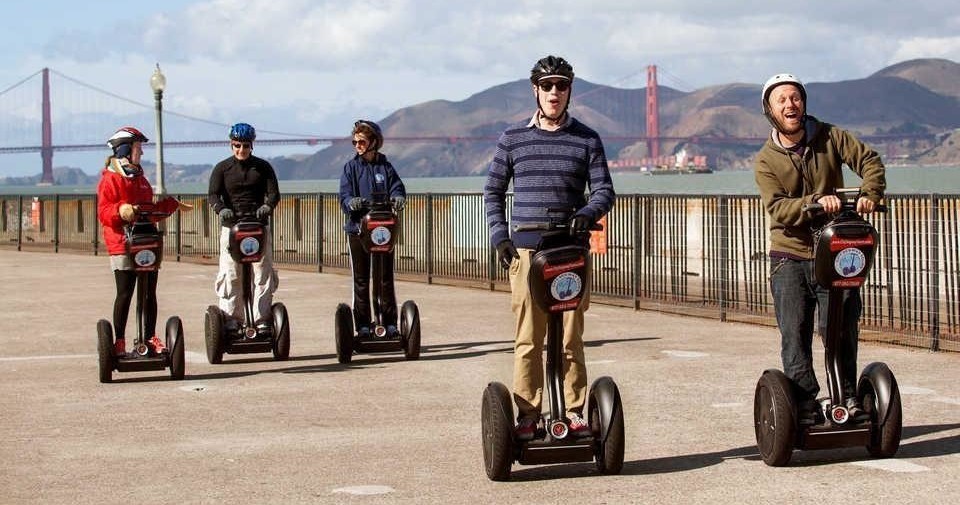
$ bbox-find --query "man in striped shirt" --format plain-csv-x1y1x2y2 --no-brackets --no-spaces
483,55,615,441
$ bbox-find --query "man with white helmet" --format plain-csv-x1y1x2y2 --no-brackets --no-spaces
208,123,281,335
754,73,886,425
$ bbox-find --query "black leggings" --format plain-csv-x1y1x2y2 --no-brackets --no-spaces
113,270,158,341
348,234,397,329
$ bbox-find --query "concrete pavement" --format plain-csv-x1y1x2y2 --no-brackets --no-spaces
1,249,959,505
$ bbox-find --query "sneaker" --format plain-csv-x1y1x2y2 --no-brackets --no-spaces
256,320,274,338
845,397,870,422
568,412,591,438
224,317,240,334
113,338,126,357
386,325,398,337
147,335,166,356
357,326,371,339
798,399,825,426
515,417,538,441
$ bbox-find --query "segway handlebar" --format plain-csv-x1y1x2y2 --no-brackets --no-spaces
512,221,604,232
802,202,887,213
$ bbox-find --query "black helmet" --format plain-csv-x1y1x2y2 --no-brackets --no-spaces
530,55,574,84
352,120,383,151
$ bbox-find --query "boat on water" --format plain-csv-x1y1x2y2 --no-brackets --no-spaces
645,166,714,175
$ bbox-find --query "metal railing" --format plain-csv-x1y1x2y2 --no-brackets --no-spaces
3,192,958,352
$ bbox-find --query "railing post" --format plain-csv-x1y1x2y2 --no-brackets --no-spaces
17,195,23,251
718,196,729,322
93,194,99,256
175,193,182,262
929,194,941,351
53,195,60,253
317,193,324,273
633,194,640,310
426,193,434,284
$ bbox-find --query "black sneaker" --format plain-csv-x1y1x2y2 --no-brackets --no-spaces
798,399,824,426
845,398,870,422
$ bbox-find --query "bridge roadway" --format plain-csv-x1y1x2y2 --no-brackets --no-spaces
1,249,959,504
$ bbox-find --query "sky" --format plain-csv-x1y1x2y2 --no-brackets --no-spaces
1,0,959,176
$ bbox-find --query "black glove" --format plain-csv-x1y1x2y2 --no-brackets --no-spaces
348,197,365,211
391,196,405,211
570,215,593,236
256,204,272,220
495,240,519,270
219,208,234,225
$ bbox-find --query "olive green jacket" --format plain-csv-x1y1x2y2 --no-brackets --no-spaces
754,116,886,259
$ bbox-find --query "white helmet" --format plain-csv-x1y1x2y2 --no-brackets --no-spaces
761,73,806,115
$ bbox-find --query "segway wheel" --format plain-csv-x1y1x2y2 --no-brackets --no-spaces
335,303,354,364
481,381,514,481
588,376,625,474
400,300,421,360
754,369,797,466
861,363,903,458
204,305,224,365
271,302,291,361
166,316,185,380
96,319,114,384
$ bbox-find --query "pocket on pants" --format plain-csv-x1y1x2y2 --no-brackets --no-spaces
769,257,788,280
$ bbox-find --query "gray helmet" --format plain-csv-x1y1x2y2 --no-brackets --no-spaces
352,120,383,152
530,55,574,84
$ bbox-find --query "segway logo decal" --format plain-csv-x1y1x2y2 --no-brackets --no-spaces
551,272,583,301
371,226,391,246
240,236,261,256
835,247,866,277
134,249,156,267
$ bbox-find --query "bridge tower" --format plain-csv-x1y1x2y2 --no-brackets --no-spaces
40,68,54,185
646,65,660,160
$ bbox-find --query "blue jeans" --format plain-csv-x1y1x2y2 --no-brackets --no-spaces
769,257,862,402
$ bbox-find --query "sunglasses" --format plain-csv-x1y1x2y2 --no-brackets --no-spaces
352,139,369,146
538,80,570,93
231,142,252,149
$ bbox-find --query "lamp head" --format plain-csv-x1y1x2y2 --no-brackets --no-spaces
150,63,166,93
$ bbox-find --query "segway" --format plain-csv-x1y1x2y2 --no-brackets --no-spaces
754,188,902,466
335,194,421,364
481,216,625,481
97,205,185,383
205,213,290,364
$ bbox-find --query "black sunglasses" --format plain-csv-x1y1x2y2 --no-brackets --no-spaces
231,142,252,149
538,80,570,93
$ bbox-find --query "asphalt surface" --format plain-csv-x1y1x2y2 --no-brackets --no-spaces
1,249,959,505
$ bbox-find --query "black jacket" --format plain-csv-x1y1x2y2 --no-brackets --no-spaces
208,155,280,225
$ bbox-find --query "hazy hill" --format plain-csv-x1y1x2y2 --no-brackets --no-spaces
283,58,960,177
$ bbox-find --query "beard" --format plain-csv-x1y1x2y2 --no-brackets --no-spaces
773,113,804,136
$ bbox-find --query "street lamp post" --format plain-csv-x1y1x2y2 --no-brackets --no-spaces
150,63,167,195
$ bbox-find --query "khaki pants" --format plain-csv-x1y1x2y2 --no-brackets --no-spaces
215,226,278,323
510,248,589,421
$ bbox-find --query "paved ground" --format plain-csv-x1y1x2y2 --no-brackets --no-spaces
1,249,959,505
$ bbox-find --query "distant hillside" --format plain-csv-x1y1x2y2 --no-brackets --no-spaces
287,57,960,176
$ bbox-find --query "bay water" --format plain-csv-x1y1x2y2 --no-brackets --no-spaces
2,165,959,196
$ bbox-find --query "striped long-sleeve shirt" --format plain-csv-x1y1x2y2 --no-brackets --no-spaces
484,115,615,249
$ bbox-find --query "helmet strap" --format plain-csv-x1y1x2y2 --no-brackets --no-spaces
535,89,570,124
